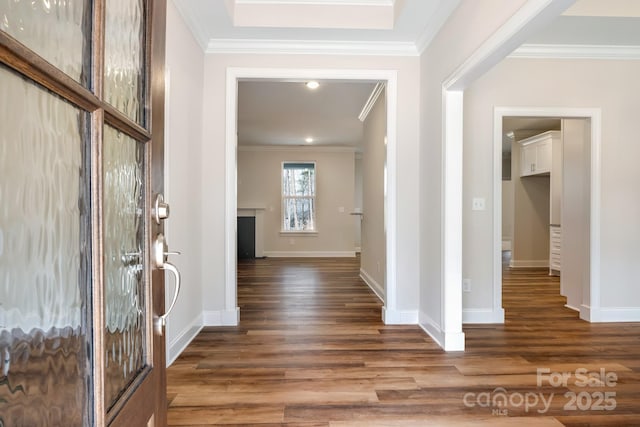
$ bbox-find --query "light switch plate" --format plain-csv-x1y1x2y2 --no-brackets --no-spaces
472,197,486,211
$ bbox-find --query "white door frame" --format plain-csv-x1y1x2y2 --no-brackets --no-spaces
435,0,576,350
493,107,602,321
224,67,399,323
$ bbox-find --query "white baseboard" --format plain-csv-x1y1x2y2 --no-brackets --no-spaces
462,308,505,324
382,307,418,324
263,251,356,258
359,268,384,302
502,240,512,251
581,305,640,322
509,259,549,268
203,308,240,326
418,311,465,351
565,304,580,312
167,313,203,367
418,311,444,346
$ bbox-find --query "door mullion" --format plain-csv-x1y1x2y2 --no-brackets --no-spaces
0,35,99,112
91,108,107,427
92,0,105,101
91,1,106,425
0,36,151,143
104,107,152,142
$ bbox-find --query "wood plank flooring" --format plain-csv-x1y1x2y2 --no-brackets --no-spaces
167,257,640,426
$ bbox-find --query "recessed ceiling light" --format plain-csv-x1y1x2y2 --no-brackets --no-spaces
305,81,319,90
305,137,313,143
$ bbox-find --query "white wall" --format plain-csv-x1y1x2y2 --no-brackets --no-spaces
164,1,205,364
166,0,588,356
561,118,591,311
463,57,640,320
511,139,550,268
501,180,514,248
237,147,355,256
200,53,421,322
360,91,386,299
354,156,363,251
419,0,529,349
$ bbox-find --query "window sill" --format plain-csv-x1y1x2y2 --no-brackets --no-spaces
279,231,318,236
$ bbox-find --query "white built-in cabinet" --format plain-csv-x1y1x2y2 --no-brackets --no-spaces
519,131,559,177
518,130,563,275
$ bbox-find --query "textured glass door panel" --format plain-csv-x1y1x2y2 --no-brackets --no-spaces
103,125,147,410
0,66,91,426
104,0,145,124
0,0,91,84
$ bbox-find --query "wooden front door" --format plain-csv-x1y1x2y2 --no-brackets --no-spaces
0,1,169,425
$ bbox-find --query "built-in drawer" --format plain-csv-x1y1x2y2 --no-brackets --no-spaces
549,225,561,275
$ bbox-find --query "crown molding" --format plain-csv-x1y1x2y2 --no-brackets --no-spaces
359,82,385,122
510,44,640,60
206,38,418,56
171,0,211,50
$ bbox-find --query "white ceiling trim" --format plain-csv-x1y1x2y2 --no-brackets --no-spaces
442,0,575,91
206,39,419,56
359,82,386,122
510,43,640,60
172,1,211,50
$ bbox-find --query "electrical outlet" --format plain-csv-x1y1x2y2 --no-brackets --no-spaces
463,278,471,292
376,261,381,273
338,206,345,213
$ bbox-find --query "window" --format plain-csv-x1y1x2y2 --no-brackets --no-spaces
282,162,316,231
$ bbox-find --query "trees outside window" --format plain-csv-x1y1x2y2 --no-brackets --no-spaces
282,162,316,231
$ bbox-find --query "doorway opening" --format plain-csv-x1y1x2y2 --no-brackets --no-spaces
225,68,399,325
493,107,602,322
501,117,562,270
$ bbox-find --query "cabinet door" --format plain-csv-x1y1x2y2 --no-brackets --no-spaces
535,140,552,173
521,145,536,176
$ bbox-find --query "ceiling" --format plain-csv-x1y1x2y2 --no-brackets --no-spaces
238,80,377,147
502,118,562,155
173,0,640,150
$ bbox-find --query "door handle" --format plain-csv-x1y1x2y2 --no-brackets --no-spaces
153,233,181,330
158,261,180,328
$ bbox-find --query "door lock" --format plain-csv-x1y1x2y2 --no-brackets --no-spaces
152,194,170,224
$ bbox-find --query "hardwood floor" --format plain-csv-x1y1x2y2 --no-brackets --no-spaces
167,257,640,426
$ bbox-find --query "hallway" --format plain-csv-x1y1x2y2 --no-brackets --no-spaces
167,257,640,426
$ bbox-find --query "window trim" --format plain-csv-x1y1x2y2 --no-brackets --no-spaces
281,161,317,233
